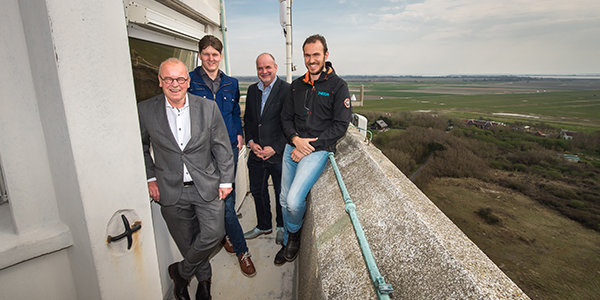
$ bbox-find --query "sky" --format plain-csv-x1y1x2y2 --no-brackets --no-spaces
224,0,600,76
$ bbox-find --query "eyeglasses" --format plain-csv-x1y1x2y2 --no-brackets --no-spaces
160,76,189,84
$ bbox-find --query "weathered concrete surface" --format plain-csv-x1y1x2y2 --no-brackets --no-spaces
298,128,529,300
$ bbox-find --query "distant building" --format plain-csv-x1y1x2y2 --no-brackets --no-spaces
560,154,580,162
461,119,504,130
371,119,389,132
559,129,578,140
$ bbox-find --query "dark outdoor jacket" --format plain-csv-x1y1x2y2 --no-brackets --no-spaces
244,77,290,163
281,62,352,153
189,67,242,149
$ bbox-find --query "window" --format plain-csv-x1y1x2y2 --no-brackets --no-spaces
129,37,197,103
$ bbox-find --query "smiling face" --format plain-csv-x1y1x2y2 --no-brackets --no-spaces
199,45,223,75
303,40,329,80
256,54,278,87
158,60,189,107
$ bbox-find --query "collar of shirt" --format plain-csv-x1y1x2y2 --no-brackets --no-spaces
199,67,222,94
258,76,277,114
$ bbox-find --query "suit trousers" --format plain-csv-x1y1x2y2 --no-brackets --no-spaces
161,184,225,281
247,157,283,231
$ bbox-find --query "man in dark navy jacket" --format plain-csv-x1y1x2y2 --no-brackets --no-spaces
243,53,290,245
188,35,255,278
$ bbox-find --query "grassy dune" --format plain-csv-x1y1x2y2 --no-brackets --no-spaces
353,77,600,299
427,177,600,300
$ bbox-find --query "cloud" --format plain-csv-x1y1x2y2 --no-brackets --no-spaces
226,0,600,75
370,0,600,41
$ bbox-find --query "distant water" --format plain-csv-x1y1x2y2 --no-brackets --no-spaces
398,75,600,79
532,75,600,79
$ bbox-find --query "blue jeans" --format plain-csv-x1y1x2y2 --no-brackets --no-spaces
224,147,248,256
280,144,329,246
248,157,283,231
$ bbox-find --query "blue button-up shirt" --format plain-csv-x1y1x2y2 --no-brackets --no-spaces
257,76,278,115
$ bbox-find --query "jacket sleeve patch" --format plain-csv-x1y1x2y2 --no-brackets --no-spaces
344,98,351,109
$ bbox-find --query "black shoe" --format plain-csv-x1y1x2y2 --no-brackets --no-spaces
274,245,287,266
196,278,212,300
168,262,190,300
284,231,300,262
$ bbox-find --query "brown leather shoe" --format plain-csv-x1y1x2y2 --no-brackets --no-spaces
168,262,190,300
221,236,235,255
238,252,256,277
195,278,211,300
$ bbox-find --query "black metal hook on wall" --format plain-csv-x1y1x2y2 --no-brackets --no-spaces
107,214,142,250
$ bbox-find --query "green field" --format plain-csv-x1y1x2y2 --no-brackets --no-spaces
348,79,600,132
353,77,600,299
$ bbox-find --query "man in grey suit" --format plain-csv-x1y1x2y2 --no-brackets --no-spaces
138,58,234,300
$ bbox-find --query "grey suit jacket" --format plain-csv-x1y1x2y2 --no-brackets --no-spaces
138,93,234,206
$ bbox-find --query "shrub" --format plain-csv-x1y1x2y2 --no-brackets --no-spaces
568,200,585,208
498,178,531,194
531,165,546,174
490,160,506,170
513,164,530,173
476,207,501,225
542,185,579,200
382,148,416,176
546,170,562,179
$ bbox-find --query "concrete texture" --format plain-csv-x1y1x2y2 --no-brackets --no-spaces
298,128,530,300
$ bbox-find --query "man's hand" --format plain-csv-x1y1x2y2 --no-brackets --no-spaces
219,187,233,200
292,136,318,156
290,148,306,162
237,135,244,151
248,140,265,159
148,181,160,202
261,146,276,161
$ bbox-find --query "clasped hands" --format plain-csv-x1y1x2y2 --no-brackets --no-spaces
248,141,277,161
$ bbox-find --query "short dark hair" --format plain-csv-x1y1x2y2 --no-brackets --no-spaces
198,35,223,53
302,34,328,54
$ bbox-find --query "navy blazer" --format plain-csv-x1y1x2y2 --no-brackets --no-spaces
243,78,290,163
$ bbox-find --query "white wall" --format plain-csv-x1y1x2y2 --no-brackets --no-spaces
1,0,164,298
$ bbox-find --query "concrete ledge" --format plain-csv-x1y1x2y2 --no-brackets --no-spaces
298,128,529,299
0,222,73,270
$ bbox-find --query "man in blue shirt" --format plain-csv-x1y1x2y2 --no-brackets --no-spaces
188,35,255,279
243,53,290,244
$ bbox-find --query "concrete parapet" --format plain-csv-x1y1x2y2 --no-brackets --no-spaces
297,128,529,300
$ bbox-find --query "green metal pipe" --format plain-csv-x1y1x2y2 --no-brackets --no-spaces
349,124,373,144
328,152,393,299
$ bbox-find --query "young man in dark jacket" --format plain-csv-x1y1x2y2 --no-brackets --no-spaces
275,34,352,265
188,35,255,279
